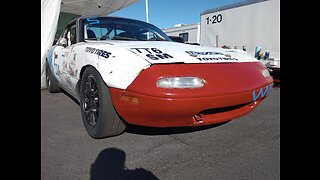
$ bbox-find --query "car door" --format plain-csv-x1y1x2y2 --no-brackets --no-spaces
55,23,79,92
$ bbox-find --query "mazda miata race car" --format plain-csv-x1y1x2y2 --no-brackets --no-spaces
46,16,273,139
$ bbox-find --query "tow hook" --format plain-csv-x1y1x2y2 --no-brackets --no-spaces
193,114,203,125
249,101,257,108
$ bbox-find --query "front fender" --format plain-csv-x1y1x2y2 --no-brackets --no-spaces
76,43,151,90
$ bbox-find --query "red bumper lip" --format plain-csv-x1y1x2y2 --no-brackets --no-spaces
109,62,273,127
110,88,265,127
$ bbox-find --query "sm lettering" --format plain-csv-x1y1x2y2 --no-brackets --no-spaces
252,84,273,101
146,53,173,60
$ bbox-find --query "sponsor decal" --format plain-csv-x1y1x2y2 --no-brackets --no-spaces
130,48,173,61
185,51,238,61
67,60,78,77
66,53,78,77
196,57,238,61
86,17,99,25
252,83,273,101
185,51,224,56
85,47,111,59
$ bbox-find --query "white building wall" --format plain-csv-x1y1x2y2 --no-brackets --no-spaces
162,24,200,44
200,0,280,59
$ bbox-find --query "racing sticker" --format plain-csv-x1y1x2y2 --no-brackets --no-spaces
185,51,238,61
130,48,173,61
252,83,273,101
85,47,111,59
67,55,78,78
86,17,100,25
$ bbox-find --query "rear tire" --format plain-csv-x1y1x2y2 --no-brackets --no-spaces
80,66,126,139
46,61,61,93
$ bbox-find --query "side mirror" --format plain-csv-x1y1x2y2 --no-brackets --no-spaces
57,38,67,47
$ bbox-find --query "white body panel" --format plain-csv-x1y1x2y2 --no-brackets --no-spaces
49,40,260,94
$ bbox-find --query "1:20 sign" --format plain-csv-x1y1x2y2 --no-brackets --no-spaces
205,14,222,24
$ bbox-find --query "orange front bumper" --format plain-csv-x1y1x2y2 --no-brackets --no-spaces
110,88,266,127
109,62,273,127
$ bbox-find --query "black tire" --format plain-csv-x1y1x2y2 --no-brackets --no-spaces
80,66,126,139
46,61,61,93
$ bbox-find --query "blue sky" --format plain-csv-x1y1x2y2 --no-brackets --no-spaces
110,0,245,29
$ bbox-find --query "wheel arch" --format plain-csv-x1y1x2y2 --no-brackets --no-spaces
76,65,109,98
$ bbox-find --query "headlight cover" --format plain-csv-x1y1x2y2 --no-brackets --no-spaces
156,77,204,89
262,69,271,78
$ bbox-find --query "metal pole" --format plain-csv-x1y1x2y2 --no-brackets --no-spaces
145,0,149,23
146,0,150,39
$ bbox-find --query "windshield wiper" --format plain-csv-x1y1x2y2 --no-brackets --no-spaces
84,38,99,40
112,36,137,41
146,38,167,41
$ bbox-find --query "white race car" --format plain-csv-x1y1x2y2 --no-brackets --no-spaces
46,16,273,139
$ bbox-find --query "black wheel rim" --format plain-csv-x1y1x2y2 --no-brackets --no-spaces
82,75,100,127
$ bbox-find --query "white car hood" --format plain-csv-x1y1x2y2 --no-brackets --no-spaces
109,41,258,64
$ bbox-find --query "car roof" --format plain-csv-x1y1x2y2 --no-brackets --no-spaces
73,15,146,24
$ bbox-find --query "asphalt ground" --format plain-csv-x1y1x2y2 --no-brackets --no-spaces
41,87,280,180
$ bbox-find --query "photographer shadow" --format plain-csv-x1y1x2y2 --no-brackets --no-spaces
90,148,159,180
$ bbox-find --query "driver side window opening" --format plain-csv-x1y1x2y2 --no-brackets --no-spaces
66,25,77,46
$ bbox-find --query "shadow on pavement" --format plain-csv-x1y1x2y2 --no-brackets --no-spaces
90,148,159,180
125,122,230,136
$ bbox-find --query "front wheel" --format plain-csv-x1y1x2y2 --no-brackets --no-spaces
80,66,126,139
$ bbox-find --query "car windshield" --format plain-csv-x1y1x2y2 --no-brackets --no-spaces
82,17,172,41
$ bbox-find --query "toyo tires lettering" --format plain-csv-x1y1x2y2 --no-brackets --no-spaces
85,47,111,59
